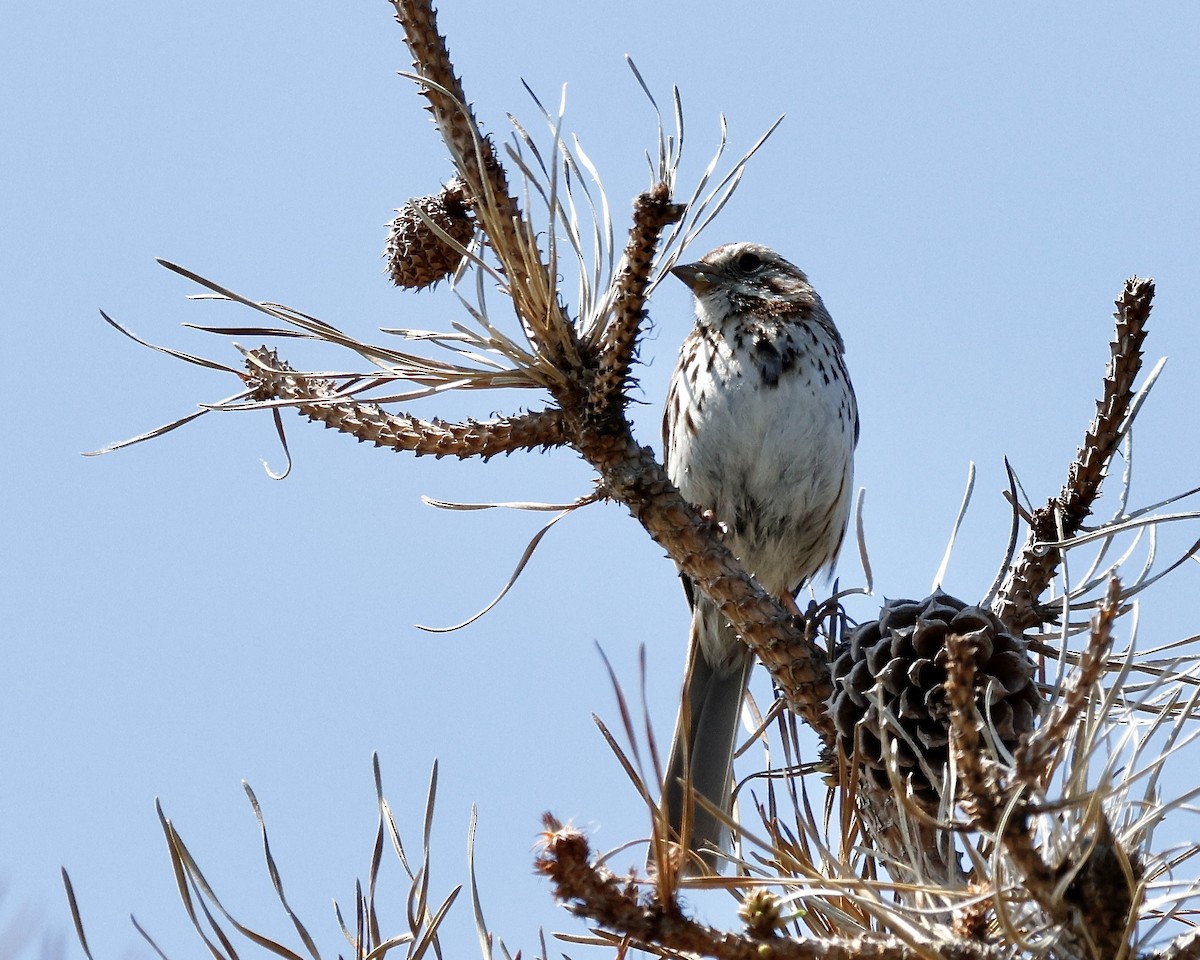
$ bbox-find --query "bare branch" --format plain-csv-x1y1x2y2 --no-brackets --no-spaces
244,347,566,460
389,1,580,371
993,277,1154,632
588,183,685,419
1013,575,1120,786
579,431,835,741
947,578,1141,959
388,1,834,736
944,631,1057,905
536,816,1006,960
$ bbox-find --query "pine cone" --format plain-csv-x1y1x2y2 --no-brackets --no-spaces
830,591,1042,804
385,179,474,289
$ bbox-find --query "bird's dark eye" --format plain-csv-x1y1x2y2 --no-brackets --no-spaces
736,251,763,272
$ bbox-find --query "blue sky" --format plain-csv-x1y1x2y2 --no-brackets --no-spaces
4,3,1200,958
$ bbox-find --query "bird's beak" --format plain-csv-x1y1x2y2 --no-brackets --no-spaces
670,262,712,293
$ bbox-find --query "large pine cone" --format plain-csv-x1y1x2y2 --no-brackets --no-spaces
830,591,1042,804
385,179,474,290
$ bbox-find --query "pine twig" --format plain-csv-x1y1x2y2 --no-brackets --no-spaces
580,432,836,741
536,815,1005,960
947,577,1139,959
587,183,685,420
389,0,580,371
944,632,1057,909
993,277,1154,632
245,347,566,459
1013,575,1120,787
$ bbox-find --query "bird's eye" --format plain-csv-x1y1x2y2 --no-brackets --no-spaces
736,251,763,272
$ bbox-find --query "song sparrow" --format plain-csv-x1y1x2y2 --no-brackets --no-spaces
661,242,858,871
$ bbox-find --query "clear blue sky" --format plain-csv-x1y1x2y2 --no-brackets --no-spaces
4,3,1200,958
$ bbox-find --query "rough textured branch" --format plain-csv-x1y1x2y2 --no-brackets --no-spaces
946,609,1138,960
536,815,1004,960
245,348,565,458
586,183,685,419
993,277,1153,632
944,631,1056,900
1013,576,1119,787
389,0,580,369
574,423,835,741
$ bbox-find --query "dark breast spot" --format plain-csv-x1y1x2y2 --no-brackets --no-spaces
815,357,832,386
752,336,783,388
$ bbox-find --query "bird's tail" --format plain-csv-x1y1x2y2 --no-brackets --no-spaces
661,598,753,874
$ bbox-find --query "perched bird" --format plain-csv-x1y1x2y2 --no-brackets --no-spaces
661,242,858,871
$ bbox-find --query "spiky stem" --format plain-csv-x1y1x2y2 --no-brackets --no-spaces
537,815,1006,960
587,183,684,420
947,582,1139,959
993,277,1154,632
389,5,838,743
245,348,565,458
572,421,835,740
1013,576,1119,787
389,0,581,370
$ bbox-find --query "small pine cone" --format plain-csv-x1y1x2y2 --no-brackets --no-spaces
830,591,1042,804
385,179,474,290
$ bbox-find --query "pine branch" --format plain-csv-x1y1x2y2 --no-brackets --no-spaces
587,183,684,420
944,630,1058,906
389,0,581,371
1012,576,1119,787
573,425,835,740
245,347,566,459
992,277,1154,632
948,578,1140,959
536,815,1006,960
